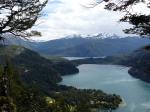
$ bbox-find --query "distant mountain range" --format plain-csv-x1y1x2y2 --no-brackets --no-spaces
3,34,150,57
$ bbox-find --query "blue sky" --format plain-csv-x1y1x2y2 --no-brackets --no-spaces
32,0,149,41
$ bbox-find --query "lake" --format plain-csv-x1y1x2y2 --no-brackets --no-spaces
60,64,150,112
64,57,106,60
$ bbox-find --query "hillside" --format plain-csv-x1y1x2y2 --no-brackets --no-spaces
0,45,79,93
4,34,150,57
72,45,150,83
0,45,122,112
37,36,150,57
0,63,50,112
127,46,150,83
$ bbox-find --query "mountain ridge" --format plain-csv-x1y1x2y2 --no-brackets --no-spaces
0,45,79,93
3,35,150,57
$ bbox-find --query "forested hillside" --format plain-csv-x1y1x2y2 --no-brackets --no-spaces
0,45,122,112
72,45,150,83
0,45,79,93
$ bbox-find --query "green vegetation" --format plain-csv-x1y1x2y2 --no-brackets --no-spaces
0,62,50,112
48,88,122,112
0,0,47,39
0,60,122,112
71,55,132,66
0,45,79,93
127,45,150,83
0,45,122,112
105,0,150,36
42,55,79,76
72,45,150,83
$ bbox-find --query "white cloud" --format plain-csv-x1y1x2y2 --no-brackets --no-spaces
31,0,140,41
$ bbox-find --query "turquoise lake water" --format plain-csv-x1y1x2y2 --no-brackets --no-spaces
60,64,150,112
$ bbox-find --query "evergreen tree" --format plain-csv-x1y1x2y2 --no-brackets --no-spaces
0,62,16,112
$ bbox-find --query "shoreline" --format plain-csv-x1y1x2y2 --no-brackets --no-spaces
128,67,150,84
119,97,127,108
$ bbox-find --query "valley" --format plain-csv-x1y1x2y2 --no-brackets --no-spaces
0,0,149,111
0,45,122,112
1,36,150,112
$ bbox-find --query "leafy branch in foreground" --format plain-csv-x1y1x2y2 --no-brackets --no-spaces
104,0,150,36
0,0,48,40
89,0,150,37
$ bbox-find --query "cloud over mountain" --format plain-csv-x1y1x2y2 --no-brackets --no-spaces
33,0,132,41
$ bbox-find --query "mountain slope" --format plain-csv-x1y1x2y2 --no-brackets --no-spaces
0,62,50,112
72,45,150,83
127,45,150,83
6,35,150,57
0,45,122,112
0,45,79,93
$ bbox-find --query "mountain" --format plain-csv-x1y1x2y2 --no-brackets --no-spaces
4,34,150,57
36,36,150,57
0,45,122,112
72,45,150,83
127,45,150,83
0,45,79,93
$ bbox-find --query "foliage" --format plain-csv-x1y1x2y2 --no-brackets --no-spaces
72,46,150,84
48,88,122,112
0,61,50,112
0,45,80,93
104,0,150,36
0,46,122,112
0,0,47,39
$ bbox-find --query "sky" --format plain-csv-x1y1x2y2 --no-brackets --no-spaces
31,0,149,41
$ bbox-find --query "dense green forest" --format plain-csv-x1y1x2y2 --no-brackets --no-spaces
0,45,122,112
0,62,50,112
